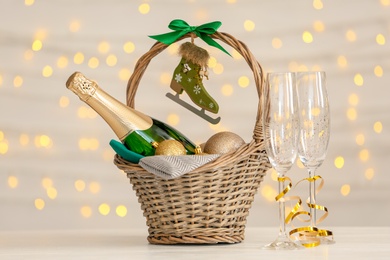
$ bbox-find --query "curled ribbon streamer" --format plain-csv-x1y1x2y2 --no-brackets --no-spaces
275,177,306,224
305,175,329,225
149,19,231,56
289,226,321,248
288,175,334,247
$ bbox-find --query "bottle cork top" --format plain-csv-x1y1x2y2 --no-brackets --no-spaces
66,72,97,101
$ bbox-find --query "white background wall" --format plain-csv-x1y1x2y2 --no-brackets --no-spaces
1,0,389,232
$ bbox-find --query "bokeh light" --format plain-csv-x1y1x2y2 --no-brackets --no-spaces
340,185,351,196
116,205,128,217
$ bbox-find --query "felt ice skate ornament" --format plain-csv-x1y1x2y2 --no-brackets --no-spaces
149,19,231,124
167,42,221,124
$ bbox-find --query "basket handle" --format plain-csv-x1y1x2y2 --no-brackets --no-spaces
126,32,265,144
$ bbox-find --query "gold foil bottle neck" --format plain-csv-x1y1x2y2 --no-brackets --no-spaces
66,72,153,140
66,72,97,102
195,146,203,154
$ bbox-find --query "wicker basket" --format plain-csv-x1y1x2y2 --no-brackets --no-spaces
114,31,271,244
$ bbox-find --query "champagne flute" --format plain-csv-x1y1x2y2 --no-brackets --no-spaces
263,72,301,250
296,71,333,244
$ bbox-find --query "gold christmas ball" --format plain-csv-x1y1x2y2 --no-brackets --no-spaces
155,140,186,156
203,131,245,154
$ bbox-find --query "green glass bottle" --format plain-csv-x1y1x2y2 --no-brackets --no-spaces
66,72,198,156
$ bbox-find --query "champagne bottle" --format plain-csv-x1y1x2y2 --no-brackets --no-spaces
66,72,198,156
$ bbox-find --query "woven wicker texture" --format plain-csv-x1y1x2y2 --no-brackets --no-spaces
114,31,271,244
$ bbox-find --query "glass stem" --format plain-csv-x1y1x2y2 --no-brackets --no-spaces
278,171,288,238
308,168,317,227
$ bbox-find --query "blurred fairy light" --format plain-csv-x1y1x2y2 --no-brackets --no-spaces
340,184,350,196
78,138,99,151
347,107,357,121
69,20,81,32
74,179,86,192
57,56,68,68
353,73,364,86
41,177,53,189
373,121,383,133
42,65,53,77
226,0,237,3
46,187,58,200
238,76,249,88
98,41,110,54
313,20,325,32
13,75,23,88
106,54,117,67
298,64,309,71
59,96,70,108
208,56,217,68
365,168,375,180
34,135,53,148
167,114,180,126
116,205,128,217
123,41,135,53
74,52,84,64
261,184,277,202
0,142,9,154
271,37,283,49
195,8,209,20
25,0,35,6
288,61,299,71
269,168,278,181
359,149,370,162
118,68,131,81
348,93,359,106
355,134,365,146
345,30,357,42
77,106,97,119
32,40,42,51
380,0,390,6
374,65,383,77
24,50,34,61
138,3,150,14
302,31,313,43
0,74,3,86
313,0,323,10
231,49,242,60
208,122,228,133
34,198,45,210
0,131,8,155
19,134,29,146
334,156,344,169
221,84,234,96
213,63,224,74
98,203,110,216
89,181,101,194
34,29,47,41
88,57,99,69
159,72,171,85
102,148,114,161
81,206,92,218
8,176,19,188
167,42,179,55
376,33,386,45
244,20,255,31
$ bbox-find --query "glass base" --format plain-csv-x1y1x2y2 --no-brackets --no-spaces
263,236,302,250
320,236,335,245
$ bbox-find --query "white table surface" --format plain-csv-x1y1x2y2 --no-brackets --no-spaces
0,227,389,260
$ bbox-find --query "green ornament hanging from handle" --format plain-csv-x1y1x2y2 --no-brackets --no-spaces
149,19,231,124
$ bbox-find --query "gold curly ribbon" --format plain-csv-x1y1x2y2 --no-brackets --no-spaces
288,175,334,248
276,176,308,225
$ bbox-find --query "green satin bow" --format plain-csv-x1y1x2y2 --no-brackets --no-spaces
149,19,231,56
